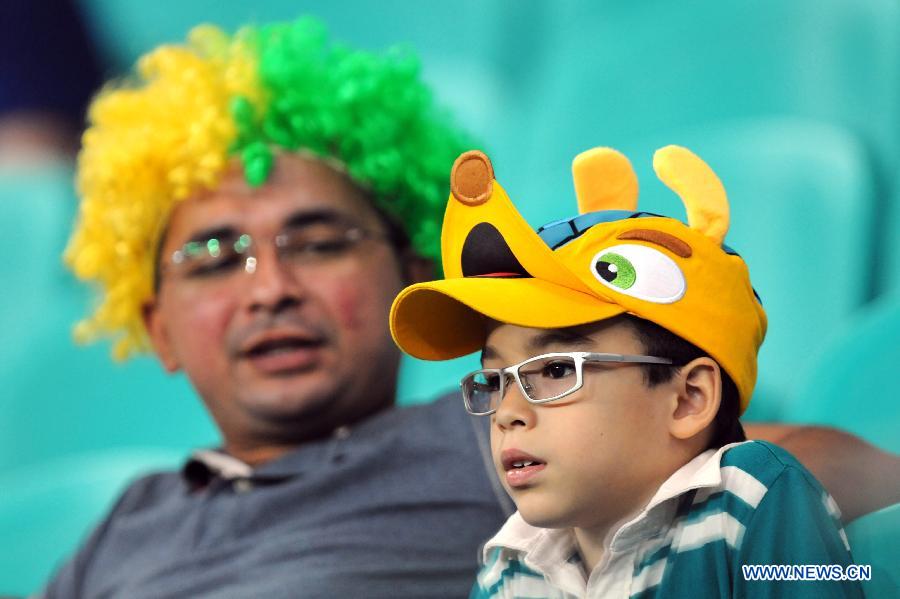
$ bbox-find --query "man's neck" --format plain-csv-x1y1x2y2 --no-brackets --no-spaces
223,443,299,467
220,400,396,467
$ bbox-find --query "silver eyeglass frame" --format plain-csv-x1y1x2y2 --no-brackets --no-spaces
459,351,674,416
167,226,378,278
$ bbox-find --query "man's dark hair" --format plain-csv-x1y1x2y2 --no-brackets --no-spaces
617,314,746,449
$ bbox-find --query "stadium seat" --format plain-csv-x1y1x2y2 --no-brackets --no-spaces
782,294,900,453
845,502,900,599
0,165,218,472
514,0,900,228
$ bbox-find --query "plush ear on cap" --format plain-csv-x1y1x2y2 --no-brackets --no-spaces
451,150,494,206
653,145,730,245
572,147,639,214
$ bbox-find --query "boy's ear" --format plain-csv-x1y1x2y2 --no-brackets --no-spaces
668,357,721,441
142,298,181,373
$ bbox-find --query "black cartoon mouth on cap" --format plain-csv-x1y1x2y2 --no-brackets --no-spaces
461,222,532,278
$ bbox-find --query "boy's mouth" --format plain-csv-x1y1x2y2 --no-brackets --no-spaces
501,449,546,488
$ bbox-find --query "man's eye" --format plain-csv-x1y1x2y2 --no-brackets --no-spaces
185,253,243,277
542,361,575,379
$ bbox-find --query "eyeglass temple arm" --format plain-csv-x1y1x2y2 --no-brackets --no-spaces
582,352,673,365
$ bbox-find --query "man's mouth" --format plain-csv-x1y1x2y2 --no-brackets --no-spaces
239,333,326,374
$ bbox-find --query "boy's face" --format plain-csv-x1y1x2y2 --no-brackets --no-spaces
485,319,678,533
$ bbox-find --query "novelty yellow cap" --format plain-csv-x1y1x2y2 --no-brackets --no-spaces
390,146,767,413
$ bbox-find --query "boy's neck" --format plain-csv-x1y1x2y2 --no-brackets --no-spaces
571,481,660,572
572,441,708,573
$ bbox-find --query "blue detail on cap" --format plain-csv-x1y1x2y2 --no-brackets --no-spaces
537,211,667,249
534,210,762,305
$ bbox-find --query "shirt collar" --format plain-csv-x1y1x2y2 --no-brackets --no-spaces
483,442,743,564
181,404,404,487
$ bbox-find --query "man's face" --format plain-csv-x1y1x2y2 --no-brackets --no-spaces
145,154,411,449
485,320,677,533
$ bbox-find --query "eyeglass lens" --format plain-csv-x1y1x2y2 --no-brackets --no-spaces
462,355,581,414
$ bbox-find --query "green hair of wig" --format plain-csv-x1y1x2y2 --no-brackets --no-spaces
67,17,473,359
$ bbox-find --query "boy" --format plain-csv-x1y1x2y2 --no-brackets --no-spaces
390,148,862,597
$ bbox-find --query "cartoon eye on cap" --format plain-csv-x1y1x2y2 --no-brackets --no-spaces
590,244,686,303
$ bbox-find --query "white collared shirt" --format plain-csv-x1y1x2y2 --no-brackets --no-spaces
472,441,858,599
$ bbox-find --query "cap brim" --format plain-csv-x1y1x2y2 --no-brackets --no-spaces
391,278,625,360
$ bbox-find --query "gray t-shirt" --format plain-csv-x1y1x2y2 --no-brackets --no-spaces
44,395,513,598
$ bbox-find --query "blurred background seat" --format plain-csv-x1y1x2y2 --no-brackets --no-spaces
514,0,900,228
845,501,900,599
783,293,900,454
0,164,219,474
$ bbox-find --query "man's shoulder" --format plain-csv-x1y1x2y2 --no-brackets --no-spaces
108,468,185,517
398,391,475,432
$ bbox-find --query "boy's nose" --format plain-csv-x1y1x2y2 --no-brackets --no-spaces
494,382,536,431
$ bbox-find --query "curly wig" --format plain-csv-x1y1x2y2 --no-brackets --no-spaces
66,18,472,359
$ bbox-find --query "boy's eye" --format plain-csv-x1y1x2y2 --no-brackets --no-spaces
473,372,502,392
590,243,686,303
542,361,576,379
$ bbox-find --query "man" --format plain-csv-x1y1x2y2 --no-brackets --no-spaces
47,17,898,599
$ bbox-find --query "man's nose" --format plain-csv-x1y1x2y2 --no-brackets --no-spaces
493,380,536,431
243,246,306,312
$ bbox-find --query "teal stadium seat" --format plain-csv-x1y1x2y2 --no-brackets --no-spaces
0,163,77,352
0,447,184,596
514,0,900,222
782,294,900,454
888,187,900,297
845,502,900,599
511,0,900,313
0,164,218,473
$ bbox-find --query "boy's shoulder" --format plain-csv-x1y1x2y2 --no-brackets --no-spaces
710,440,845,539
718,439,828,497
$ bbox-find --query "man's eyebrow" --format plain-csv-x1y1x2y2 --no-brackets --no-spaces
527,329,596,353
283,209,356,229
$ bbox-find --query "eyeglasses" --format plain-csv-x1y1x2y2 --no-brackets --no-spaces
460,351,674,416
163,223,387,286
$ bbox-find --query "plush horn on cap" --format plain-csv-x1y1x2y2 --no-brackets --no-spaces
573,147,639,214
653,145,730,245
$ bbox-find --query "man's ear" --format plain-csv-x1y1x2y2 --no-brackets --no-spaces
401,250,436,285
142,299,181,373
668,357,721,441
